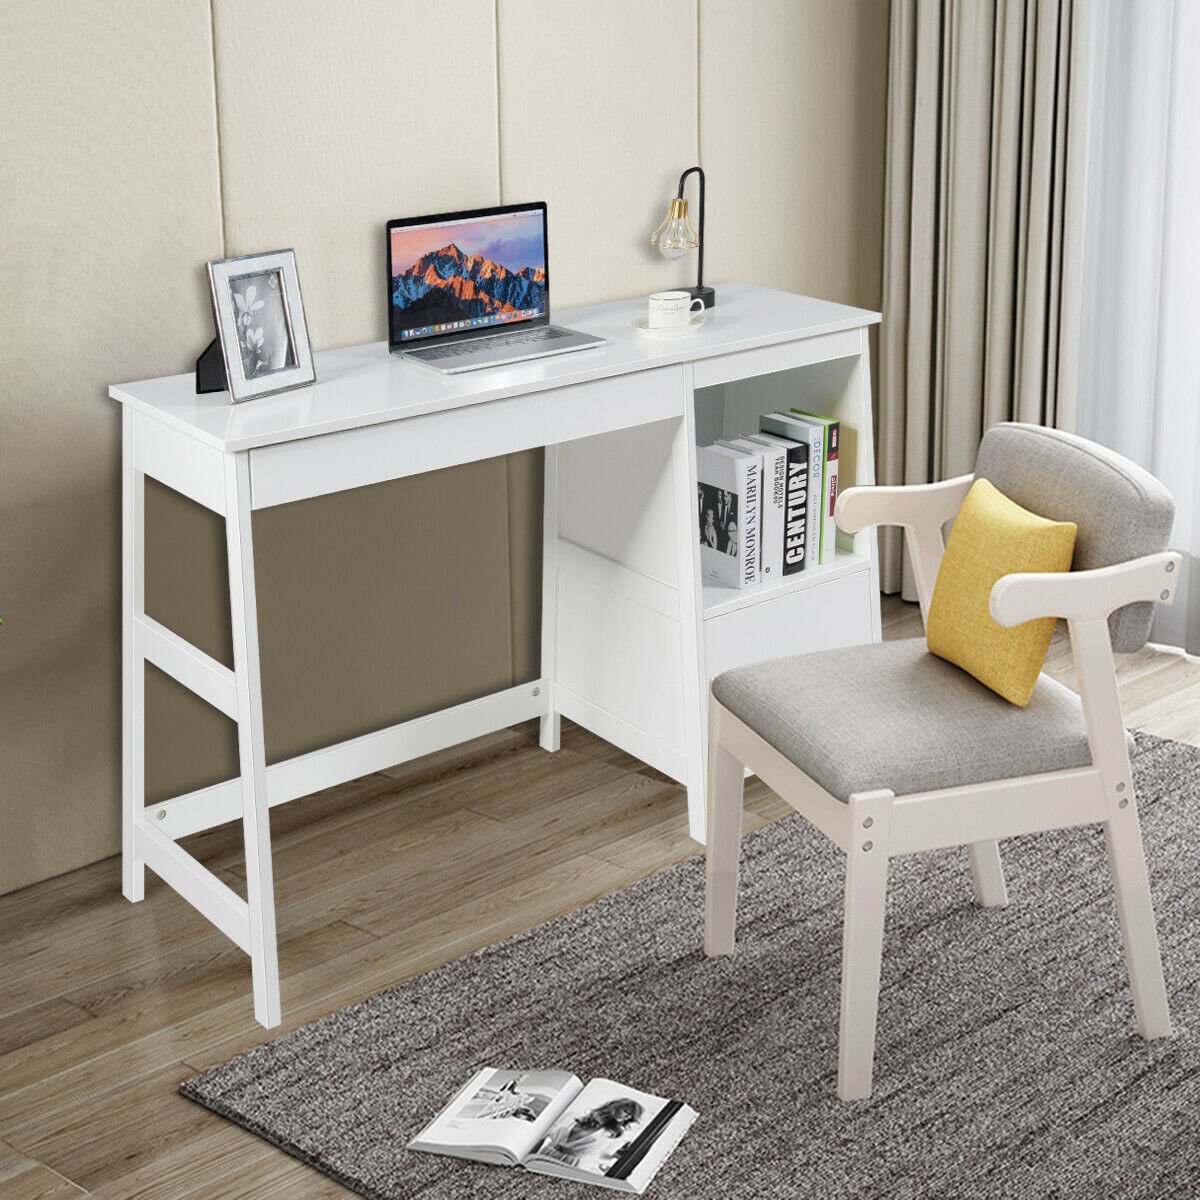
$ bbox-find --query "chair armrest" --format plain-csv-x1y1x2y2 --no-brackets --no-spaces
989,551,1182,627
835,475,973,534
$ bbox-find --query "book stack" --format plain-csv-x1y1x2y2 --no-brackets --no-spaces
695,408,841,589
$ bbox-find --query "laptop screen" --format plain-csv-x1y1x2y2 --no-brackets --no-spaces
387,204,548,347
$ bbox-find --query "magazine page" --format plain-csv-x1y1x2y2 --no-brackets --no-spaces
525,1078,697,1193
408,1068,582,1166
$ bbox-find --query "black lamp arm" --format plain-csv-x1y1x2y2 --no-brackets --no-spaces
676,166,705,289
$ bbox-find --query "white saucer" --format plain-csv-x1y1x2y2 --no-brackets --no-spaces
632,314,708,338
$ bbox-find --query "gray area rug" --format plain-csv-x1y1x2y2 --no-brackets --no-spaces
182,731,1200,1199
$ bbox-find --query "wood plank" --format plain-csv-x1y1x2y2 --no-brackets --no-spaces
0,917,375,1132
220,745,625,881
89,1140,349,1200
350,775,682,938
0,999,94,1059
466,763,678,834
83,1116,347,1200
560,717,662,774
175,769,404,867
0,861,248,1017
6,1063,218,1193
0,838,622,1136
378,721,539,786
591,798,773,878
62,918,375,1023
0,1141,85,1199
186,852,635,1073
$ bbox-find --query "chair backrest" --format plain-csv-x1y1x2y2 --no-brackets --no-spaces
973,423,1175,652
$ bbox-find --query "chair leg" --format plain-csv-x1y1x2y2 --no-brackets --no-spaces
1069,617,1171,1039
838,790,894,1101
704,735,745,957
1105,796,1172,1039
968,840,1008,908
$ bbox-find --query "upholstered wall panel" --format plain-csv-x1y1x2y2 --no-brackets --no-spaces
497,0,699,308
212,0,500,350
493,0,701,667
141,0,518,807
699,0,889,309
1,0,889,895
0,1,225,892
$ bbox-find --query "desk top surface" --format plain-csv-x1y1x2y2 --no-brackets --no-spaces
110,283,879,452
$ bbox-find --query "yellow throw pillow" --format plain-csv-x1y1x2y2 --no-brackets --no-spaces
926,478,1077,707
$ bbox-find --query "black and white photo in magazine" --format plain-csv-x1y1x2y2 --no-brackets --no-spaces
451,1070,563,1125
534,1080,669,1177
697,482,738,555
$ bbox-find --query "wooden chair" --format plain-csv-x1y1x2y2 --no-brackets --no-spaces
703,422,1179,1100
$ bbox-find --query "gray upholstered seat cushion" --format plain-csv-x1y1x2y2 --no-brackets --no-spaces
974,423,1174,652
711,638,1126,801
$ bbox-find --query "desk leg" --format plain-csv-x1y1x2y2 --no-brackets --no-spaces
121,409,145,903
670,391,707,841
224,452,282,1028
539,444,561,753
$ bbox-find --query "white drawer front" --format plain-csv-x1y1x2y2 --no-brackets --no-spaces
703,567,874,680
249,367,686,508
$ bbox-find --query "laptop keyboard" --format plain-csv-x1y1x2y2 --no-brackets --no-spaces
408,326,572,362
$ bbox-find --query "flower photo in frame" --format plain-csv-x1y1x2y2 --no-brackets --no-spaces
207,249,315,403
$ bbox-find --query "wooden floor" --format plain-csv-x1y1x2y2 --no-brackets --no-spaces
2,596,1198,1198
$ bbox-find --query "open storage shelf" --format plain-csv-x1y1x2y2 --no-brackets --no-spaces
702,548,869,619
545,296,880,835
693,353,875,614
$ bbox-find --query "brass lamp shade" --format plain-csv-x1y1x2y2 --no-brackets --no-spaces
651,197,700,259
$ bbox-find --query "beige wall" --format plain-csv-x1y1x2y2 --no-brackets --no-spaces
0,0,888,894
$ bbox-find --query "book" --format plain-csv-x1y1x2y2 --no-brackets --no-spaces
696,443,760,588
759,412,825,566
409,1068,697,1194
791,410,840,563
747,431,811,575
719,437,785,582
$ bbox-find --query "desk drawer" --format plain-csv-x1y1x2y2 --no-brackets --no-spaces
249,367,686,509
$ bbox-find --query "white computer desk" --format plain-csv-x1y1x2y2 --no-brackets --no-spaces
110,282,882,1026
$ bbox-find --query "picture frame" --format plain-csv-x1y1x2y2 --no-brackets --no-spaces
206,248,315,403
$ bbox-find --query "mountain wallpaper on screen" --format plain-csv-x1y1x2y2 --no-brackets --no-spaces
391,243,547,323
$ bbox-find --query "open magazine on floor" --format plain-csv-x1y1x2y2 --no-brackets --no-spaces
408,1068,697,1194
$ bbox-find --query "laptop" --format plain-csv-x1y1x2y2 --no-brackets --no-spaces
387,202,604,373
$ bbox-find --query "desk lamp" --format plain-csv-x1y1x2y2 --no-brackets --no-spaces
651,165,714,309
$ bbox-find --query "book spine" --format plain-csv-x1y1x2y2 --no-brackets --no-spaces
696,447,738,588
803,427,823,570
822,421,839,563
761,446,785,581
739,455,760,587
782,443,808,575
789,411,840,564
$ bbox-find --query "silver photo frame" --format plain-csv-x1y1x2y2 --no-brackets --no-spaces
207,249,315,403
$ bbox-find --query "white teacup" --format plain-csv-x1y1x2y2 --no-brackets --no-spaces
648,290,704,328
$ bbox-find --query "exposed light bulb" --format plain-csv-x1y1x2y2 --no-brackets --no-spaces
651,197,700,260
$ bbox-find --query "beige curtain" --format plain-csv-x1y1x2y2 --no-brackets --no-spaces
878,0,1094,595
